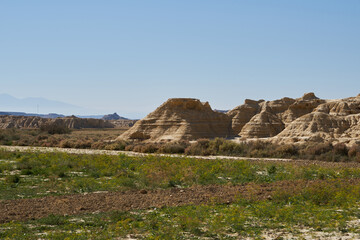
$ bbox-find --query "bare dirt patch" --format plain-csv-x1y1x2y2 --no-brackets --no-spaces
1,179,357,223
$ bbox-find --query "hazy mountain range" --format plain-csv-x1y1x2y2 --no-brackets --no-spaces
0,94,89,114
0,94,128,119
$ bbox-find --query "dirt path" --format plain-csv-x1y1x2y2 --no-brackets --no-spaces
2,145,360,168
0,180,322,223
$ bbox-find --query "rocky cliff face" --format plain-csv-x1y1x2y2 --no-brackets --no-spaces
0,115,114,129
0,116,48,129
275,95,360,144
228,93,326,138
118,94,360,144
117,98,233,142
228,93,360,144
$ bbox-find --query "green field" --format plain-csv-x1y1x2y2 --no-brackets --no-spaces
1,150,360,239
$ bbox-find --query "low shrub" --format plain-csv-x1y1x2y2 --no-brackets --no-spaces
158,142,188,154
274,144,298,158
59,140,73,148
125,144,135,151
38,214,67,225
333,143,348,156
348,144,360,158
105,141,128,151
302,143,333,156
5,174,20,184
40,123,71,135
185,139,211,155
140,144,158,153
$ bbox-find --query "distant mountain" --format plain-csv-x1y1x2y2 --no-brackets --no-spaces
0,111,135,120
0,94,135,120
0,93,87,115
214,109,229,114
75,115,104,119
102,112,128,120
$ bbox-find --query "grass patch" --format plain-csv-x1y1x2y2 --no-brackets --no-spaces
2,192,360,239
1,150,360,238
1,150,360,200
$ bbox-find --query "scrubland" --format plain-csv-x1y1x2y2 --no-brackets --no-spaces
1,128,360,162
1,150,360,239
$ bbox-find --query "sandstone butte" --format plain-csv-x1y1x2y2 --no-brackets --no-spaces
117,98,233,142
118,93,360,145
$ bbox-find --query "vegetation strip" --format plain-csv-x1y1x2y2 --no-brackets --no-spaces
3,145,360,167
0,145,292,161
1,179,359,224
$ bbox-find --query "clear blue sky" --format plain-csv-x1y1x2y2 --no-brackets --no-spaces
1,1,360,118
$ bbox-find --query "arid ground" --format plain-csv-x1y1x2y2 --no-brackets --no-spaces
2,146,360,239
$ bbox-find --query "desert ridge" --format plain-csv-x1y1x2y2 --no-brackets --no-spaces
118,93,360,145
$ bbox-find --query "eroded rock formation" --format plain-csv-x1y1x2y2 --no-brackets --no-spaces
118,93,360,144
229,93,360,144
117,98,233,142
228,93,326,138
0,115,114,129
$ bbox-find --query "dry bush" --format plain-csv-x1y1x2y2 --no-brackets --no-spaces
348,144,360,158
132,145,143,152
158,142,188,154
41,142,54,147
59,140,73,148
91,141,106,149
185,139,211,156
73,140,92,149
36,134,48,141
40,123,71,135
140,144,158,153
333,143,348,156
125,144,135,151
274,144,298,158
221,143,245,155
302,143,333,156
104,141,128,150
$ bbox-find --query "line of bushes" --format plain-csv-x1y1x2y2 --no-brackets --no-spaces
125,138,360,162
2,128,360,162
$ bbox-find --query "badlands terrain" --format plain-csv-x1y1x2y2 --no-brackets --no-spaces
0,115,136,129
118,93,360,146
1,93,360,239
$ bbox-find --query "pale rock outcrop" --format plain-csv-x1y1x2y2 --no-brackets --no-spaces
56,116,114,129
0,116,48,129
281,94,325,124
229,92,324,137
276,112,350,140
0,115,114,129
118,93,360,144
117,98,233,142
226,99,264,134
272,94,360,144
239,106,285,138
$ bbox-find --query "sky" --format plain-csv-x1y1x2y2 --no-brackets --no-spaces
1,1,360,119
